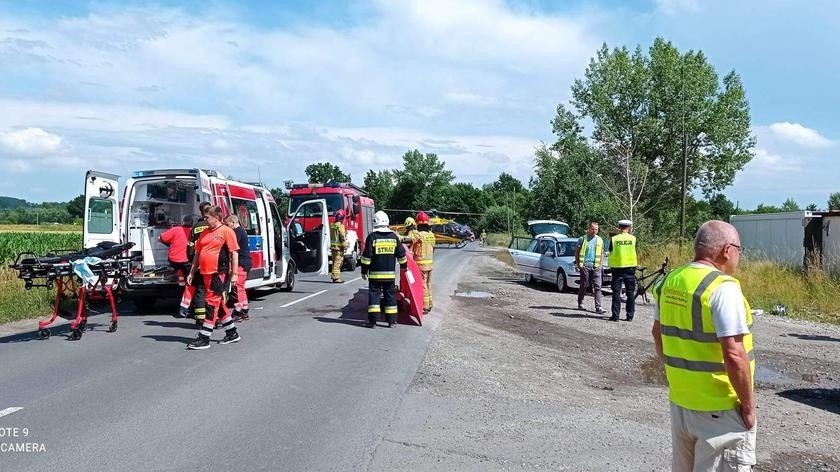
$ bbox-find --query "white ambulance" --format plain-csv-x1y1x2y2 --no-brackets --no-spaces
82,169,329,310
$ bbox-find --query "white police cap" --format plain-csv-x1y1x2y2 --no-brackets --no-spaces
618,219,633,227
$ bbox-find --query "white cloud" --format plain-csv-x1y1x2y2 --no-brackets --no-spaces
0,127,63,157
767,122,833,149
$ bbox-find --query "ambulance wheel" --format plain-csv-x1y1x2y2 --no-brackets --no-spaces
281,263,296,292
108,321,118,333
38,329,51,340
70,328,83,340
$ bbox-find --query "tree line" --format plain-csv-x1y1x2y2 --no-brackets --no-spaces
4,38,838,238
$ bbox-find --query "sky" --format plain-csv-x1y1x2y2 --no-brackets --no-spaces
0,0,838,209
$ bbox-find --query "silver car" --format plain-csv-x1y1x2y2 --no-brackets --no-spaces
508,234,612,292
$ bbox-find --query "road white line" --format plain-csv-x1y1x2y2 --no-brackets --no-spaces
0,407,23,418
280,290,328,308
346,276,362,283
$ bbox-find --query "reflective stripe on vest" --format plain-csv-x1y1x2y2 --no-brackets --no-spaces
653,264,754,411
330,222,346,250
607,232,637,268
416,231,435,269
577,235,603,268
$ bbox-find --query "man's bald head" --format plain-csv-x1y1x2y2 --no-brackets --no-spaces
695,220,740,260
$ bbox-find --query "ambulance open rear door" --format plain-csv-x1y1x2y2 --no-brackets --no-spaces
82,170,121,249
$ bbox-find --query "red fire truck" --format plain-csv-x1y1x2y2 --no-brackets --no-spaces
287,182,376,269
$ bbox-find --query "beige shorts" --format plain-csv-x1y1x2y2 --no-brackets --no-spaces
670,402,757,471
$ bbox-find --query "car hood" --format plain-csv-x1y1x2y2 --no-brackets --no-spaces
527,220,569,237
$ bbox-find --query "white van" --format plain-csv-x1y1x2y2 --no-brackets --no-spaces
82,169,329,310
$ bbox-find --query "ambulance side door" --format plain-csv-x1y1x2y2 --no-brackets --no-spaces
286,198,329,275
83,170,121,249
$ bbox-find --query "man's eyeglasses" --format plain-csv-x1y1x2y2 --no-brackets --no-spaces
727,243,743,254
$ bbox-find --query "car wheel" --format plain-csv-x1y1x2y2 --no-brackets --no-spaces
344,245,359,271
281,262,296,292
556,271,567,292
524,273,535,284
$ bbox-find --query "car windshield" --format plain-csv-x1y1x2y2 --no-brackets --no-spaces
529,221,569,236
289,195,343,217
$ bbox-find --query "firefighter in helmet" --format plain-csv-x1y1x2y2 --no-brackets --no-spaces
330,209,348,283
400,216,420,245
415,211,436,313
360,211,407,328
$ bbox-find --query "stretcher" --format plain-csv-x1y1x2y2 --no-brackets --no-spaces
8,242,137,340
396,245,425,326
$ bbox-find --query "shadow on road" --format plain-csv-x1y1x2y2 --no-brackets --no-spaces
552,311,611,321
777,388,840,415
786,333,840,343
143,319,195,329
314,288,373,328
141,334,195,344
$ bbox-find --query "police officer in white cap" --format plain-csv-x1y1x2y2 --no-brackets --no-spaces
607,219,638,321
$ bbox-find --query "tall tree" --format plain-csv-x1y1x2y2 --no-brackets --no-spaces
781,198,800,212
828,192,840,211
708,193,738,221
67,194,85,219
567,38,754,234
304,163,351,183
270,187,289,215
390,150,454,210
362,169,396,209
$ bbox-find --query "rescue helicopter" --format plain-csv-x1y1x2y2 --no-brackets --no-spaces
386,209,478,248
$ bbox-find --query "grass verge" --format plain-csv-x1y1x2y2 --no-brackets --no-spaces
1,230,82,324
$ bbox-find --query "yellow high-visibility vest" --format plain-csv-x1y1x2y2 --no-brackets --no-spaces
608,232,637,268
653,264,754,411
330,222,346,250
577,235,604,268
415,230,435,270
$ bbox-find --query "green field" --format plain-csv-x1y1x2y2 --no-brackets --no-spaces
0,230,83,324
489,233,840,325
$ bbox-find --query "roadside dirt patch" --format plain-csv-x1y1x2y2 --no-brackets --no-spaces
383,247,840,471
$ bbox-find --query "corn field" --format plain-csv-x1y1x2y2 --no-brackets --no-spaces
0,232,82,264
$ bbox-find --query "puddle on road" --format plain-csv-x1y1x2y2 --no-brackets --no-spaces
454,290,493,299
755,365,808,387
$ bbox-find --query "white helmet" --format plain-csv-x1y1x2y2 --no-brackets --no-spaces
373,211,390,228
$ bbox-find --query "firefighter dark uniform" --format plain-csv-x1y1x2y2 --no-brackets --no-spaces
178,213,209,324
361,211,407,328
330,209,348,283
414,211,436,313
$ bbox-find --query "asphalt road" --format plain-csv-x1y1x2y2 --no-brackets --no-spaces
0,246,471,471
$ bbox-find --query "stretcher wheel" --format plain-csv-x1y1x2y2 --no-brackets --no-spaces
38,329,51,340
25,281,33,290
70,328,83,341
78,319,87,331
108,321,118,333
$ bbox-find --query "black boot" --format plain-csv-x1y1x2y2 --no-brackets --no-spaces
386,314,397,328
367,314,377,328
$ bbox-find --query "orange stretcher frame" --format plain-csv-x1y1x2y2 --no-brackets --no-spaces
397,244,424,326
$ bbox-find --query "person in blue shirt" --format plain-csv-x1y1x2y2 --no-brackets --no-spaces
574,222,605,314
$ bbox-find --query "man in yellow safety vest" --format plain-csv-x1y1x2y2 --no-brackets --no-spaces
651,219,756,470
574,221,605,314
607,219,638,321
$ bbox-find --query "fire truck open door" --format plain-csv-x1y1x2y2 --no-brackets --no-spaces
287,198,329,275
82,170,121,249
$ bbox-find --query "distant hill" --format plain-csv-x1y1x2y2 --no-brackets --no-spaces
0,196,29,210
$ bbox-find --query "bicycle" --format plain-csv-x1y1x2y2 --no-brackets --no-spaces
634,257,670,304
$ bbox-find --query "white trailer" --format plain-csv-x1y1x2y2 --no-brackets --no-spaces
729,211,821,268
